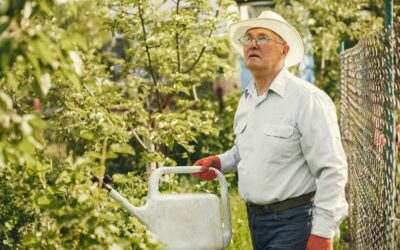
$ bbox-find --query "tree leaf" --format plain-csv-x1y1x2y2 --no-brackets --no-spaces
0,92,12,109
110,143,135,155
35,194,61,209
0,16,10,33
39,73,51,96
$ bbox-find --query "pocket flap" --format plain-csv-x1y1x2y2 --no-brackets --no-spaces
234,122,247,135
263,124,294,138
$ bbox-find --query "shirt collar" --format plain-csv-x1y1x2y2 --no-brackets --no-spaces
245,79,257,99
245,68,288,99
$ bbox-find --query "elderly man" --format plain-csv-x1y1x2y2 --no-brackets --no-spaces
193,11,348,250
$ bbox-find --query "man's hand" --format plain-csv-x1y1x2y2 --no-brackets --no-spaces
192,156,221,181
306,234,333,250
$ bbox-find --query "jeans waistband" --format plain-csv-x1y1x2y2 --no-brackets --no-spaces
246,191,315,213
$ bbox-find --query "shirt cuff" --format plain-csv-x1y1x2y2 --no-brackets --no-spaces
311,212,337,238
217,153,235,173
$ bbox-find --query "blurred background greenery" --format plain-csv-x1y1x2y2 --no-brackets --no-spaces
0,0,396,249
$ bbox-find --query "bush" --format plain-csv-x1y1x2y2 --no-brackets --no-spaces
0,0,239,248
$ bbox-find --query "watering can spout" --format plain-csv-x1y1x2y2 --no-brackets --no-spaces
105,184,149,225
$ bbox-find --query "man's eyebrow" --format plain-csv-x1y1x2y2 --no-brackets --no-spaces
245,32,269,36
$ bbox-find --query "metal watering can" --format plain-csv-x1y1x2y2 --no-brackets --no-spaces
103,166,232,250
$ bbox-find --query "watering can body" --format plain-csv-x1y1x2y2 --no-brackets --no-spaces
106,166,232,250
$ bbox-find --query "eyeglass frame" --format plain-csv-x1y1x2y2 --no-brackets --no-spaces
238,35,286,46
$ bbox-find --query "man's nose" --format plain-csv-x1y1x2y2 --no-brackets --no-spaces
249,37,259,47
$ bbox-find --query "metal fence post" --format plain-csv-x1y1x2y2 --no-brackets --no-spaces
383,0,396,248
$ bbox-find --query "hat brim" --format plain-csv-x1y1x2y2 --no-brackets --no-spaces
228,18,304,67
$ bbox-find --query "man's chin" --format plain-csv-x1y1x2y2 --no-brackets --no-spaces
245,62,263,71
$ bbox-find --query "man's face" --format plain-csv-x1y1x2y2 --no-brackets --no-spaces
242,28,289,72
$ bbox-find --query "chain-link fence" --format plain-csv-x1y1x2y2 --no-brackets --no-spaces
340,17,400,249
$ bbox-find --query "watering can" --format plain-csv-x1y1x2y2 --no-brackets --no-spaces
103,166,232,250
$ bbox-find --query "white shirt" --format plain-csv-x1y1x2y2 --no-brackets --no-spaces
218,69,348,238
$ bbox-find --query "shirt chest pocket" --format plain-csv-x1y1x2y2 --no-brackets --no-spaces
262,124,298,157
263,124,294,138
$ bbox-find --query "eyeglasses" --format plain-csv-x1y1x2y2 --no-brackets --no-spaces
238,35,286,46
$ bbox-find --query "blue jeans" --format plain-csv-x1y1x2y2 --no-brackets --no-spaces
246,202,313,250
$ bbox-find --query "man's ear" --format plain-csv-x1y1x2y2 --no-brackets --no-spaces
283,44,290,56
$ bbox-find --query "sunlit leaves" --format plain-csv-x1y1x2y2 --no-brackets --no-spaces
1,0,239,248
0,0,159,249
103,0,238,169
0,0,86,97
110,143,135,156
273,0,385,101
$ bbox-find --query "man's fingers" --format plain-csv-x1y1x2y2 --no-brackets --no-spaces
192,163,210,179
192,170,211,179
205,175,217,181
204,171,217,181
201,170,216,180
192,171,217,181
192,172,201,178
199,171,211,179
192,157,218,181
201,165,210,172
194,159,203,166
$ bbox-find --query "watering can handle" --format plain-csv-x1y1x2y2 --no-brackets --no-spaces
149,166,232,248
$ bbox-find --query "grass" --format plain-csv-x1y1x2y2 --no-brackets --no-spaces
227,189,252,250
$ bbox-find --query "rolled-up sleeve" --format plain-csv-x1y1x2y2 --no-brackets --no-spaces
297,91,348,238
217,137,240,173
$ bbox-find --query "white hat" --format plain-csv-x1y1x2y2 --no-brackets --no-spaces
228,10,304,67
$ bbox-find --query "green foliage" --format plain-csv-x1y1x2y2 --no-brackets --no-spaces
188,88,240,165
0,0,239,248
0,92,46,167
0,157,159,249
0,0,85,96
333,217,350,250
103,0,238,170
2,0,384,248
273,0,386,102
226,189,252,250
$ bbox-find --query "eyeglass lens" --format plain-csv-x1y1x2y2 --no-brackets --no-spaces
239,36,269,46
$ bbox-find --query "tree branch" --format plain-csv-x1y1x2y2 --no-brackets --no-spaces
160,0,181,112
137,1,162,112
179,99,200,113
108,5,134,16
182,0,223,74
192,85,198,101
131,129,149,151
175,0,181,73
161,93,173,110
